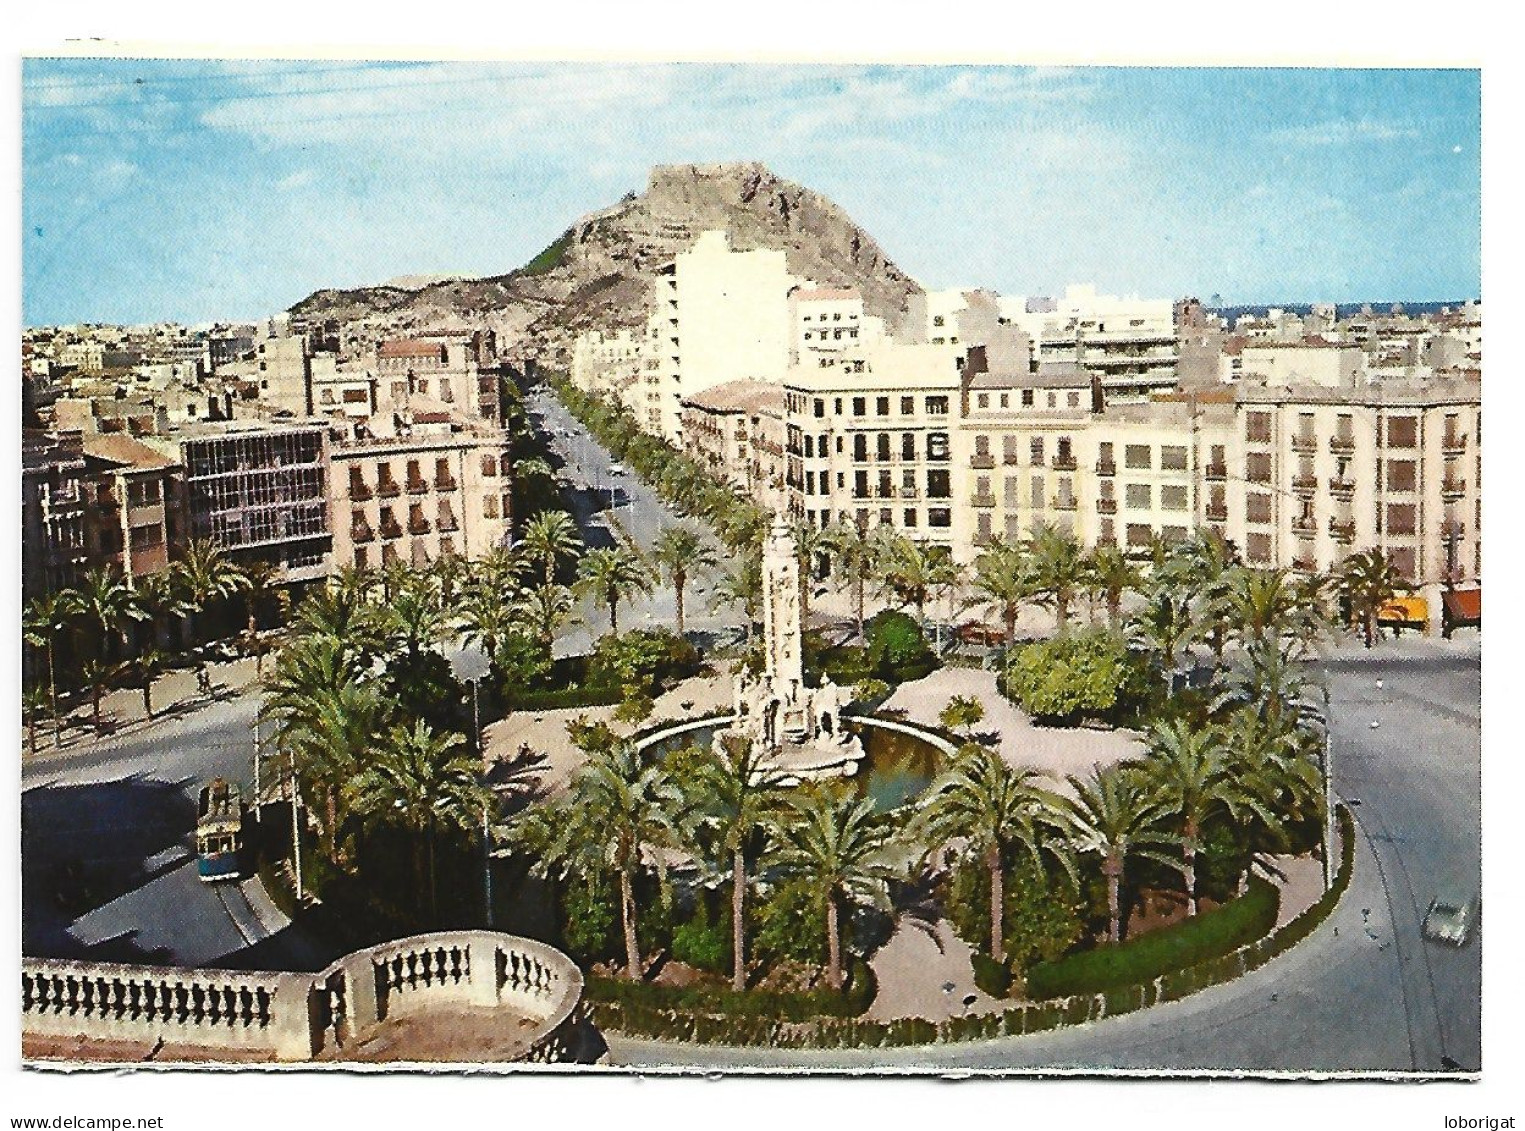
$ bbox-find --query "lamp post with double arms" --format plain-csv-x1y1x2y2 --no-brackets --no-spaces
450,646,494,927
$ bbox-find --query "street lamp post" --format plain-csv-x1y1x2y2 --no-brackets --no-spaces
450,647,494,928
252,716,262,827
289,746,303,904
1320,687,1335,893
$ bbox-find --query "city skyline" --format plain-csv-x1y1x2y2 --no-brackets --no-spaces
23,61,1480,327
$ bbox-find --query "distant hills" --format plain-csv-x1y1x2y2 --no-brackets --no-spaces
288,161,923,362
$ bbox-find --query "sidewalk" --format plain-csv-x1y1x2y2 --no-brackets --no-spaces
21,655,263,761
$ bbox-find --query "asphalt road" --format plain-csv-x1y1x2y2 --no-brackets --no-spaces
527,386,735,654
20,683,334,971
604,638,1482,1074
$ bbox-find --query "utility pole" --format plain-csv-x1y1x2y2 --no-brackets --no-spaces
473,678,493,929
1321,689,1335,893
289,747,303,904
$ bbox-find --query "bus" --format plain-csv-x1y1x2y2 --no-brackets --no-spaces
196,778,246,883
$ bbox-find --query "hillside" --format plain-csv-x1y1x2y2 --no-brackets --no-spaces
288,162,923,361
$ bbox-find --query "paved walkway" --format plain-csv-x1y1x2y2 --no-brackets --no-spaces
865,917,998,1023
882,666,1143,792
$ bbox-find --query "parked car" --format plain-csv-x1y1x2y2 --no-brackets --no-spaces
1422,891,1479,946
608,462,627,476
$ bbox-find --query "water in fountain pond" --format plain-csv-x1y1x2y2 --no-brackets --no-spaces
640,722,944,813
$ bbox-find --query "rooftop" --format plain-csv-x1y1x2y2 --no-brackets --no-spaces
80,433,180,472
683,379,786,416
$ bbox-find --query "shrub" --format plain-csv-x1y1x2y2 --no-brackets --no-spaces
521,229,573,276
585,957,874,1022
945,856,1084,976
1025,876,1279,999
1000,628,1150,724
670,902,732,975
590,628,700,695
970,951,1013,998
864,609,937,682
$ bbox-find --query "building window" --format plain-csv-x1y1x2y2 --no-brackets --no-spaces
926,396,950,416
927,469,951,498
1389,546,1417,580
1386,416,1418,448
1387,503,1417,535
1021,389,1034,407
484,495,499,518
814,398,825,418
482,455,498,477
977,394,989,409
901,396,914,415
1125,483,1152,509
1031,475,1046,509
904,508,918,528
1387,459,1417,492
1246,452,1273,483
1246,492,1273,524
1247,533,1272,563
1126,523,1152,548
1161,485,1189,511
1030,437,1044,464
853,434,868,461
1125,444,1151,469
877,397,890,416
928,508,952,527
1161,445,1188,471
854,470,869,498
852,397,866,416
877,433,892,461
879,508,893,526
1246,411,1273,444
927,433,950,461
902,433,916,461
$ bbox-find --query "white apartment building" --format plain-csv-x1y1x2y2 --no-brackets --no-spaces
653,230,797,443
1000,284,1180,402
570,327,661,432
789,287,876,359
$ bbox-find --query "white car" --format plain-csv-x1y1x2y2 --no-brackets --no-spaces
608,463,627,476
1422,891,1479,947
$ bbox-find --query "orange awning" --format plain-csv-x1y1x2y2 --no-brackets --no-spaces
1444,588,1481,623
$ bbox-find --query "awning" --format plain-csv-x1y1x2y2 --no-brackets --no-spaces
1378,595,1429,624
1444,588,1482,624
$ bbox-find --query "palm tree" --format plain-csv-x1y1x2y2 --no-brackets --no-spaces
289,579,389,665
385,581,448,661
770,787,898,990
23,685,48,755
683,734,789,991
241,560,281,661
1140,719,1277,916
1128,582,1202,697
519,510,583,589
824,519,876,641
651,525,718,638
1337,548,1408,648
133,646,171,718
23,592,70,747
938,695,985,741
710,550,763,643
576,547,653,636
172,539,249,654
971,538,1030,644
1167,531,1240,662
1214,638,1323,735
787,516,828,625
459,585,518,671
63,566,145,662
917,747,1070,963
347,720,491,919
1025,523,1086,633
78,656,126,733
873,532,956,630
552,745,689,977
132,570,191,657
1224,567,1305,653
513,581,577,657
1061,763,1179,943
1084,542,1140,632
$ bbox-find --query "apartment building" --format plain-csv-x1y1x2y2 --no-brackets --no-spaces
165,421,333,584
1000,284,1180,402
653,230,796,442
329,410,513,573
679,380,788,502
791,287,872,359
782,344,965,550
22,430,88,601
570,327,660,431
380,333,503,423
76,433,182,582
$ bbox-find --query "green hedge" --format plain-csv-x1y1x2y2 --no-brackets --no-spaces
1026,877,1280,1000
502,685,624,712
970,951,1014,999
595,806,1354,1049
586,958,875,1022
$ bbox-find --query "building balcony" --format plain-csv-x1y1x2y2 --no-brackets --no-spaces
970,453,996,469
408,517,431,535
1051,455,1078,471
1053,496,1078,511
350,482,374,501
1441,478,1466,499
1205,502,1228,522
1441,518,1466,539
1291,435,1319,454
407,480,430,496
1330,435,1356,455
1095,460,1116,476
973,531,995,548
1442,433,1468,455
1096,498,1117,515
1329,477,1356,499
1205,463,1227,481
1292,515,1318,537
379,521,404,540
437,514,459,533
1003,453,1021,466
971,493,997,508
377,481,401,498
899,487,920,500
351,522,375,544
1292,556,1316,573
435,475,458,492
1292,474,1319,495
1329,518,1356,543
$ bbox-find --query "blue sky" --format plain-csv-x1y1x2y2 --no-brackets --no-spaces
22,61,1480,326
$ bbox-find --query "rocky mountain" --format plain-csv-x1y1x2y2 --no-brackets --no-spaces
288,162,923,362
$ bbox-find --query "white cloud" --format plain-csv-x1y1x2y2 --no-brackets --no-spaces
1269,117,1418,146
